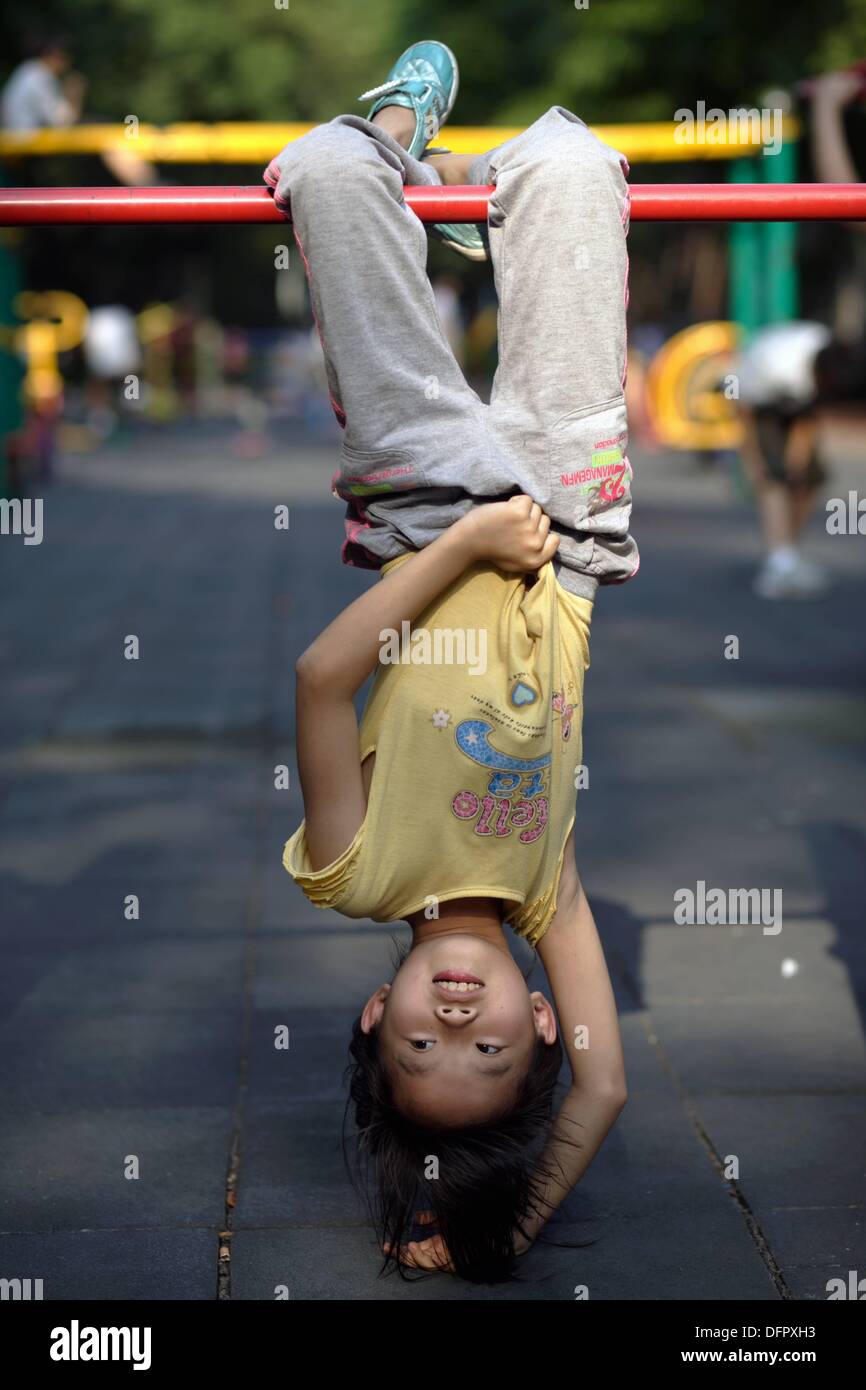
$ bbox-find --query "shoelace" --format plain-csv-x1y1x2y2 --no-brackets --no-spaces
359,66,446,143
358,57,445,105
358,76,414,102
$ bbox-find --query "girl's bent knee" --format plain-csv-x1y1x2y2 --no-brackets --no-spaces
283,122,379,185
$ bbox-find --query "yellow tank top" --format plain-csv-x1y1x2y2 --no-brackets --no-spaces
282,554,592,946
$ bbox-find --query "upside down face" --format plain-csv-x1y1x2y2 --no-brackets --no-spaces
360,933,557,1126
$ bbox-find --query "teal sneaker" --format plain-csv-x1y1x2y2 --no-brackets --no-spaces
428,216,488,263
359,40,487,262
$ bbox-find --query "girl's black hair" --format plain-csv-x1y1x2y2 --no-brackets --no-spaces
341,935,586,1284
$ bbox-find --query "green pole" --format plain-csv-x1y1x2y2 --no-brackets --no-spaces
762,132,799,322
728,156,763,341
0,165,25,496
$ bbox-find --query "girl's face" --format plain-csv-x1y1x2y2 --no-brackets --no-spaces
360,934,557,1125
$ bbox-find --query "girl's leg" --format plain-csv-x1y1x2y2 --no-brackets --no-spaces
423,151,483,184
370,104,417,148
474,111,630,424
464,107,638,597
264,115,516,571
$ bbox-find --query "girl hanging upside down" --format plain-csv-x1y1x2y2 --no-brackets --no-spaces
266,39,637,1283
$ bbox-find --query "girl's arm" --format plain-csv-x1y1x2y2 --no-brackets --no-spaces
516,832,627,1249
391,834,626,1273
295,496,559,869
296,495,560,699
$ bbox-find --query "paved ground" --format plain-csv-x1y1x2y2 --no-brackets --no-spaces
1,420,864,1300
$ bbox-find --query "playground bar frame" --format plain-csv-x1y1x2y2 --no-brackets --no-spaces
1,183,866,225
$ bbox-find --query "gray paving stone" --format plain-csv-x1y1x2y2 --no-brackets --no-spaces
0,875,250,950
229,1201,780,1300
246,1012,353,1104
232,1100,356,1227
0,1011,240,1109
694,1095,866,1213
0,1229,217,1300
251,930,411,1013
642,993,865,1093
0,1107,232,1232
755,1207,866,1301
550,1089,753,1222
9,940,246,1016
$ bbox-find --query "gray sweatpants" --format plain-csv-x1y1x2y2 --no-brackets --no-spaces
263,104,638,602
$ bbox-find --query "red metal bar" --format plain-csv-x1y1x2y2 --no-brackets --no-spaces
1,183,866,225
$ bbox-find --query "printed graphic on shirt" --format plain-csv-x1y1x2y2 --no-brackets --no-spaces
510,678,538,707
451,783,550,843
560,430,631,506
552,689,575,742
455,719,550,782
447,683,574,845
340,463,417,495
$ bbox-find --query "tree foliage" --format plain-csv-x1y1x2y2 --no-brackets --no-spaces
2,0,866,127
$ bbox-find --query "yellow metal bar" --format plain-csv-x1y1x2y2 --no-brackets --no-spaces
0,118,801,164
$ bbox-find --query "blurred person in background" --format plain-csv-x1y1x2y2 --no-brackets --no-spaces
738,63,866,601
1,31,159,186
82,304,143,440
810,62,866,188
738,322,833,599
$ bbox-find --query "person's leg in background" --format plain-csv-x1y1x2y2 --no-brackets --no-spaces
100,147,159,185
71,117,161,185
740,405,830,599
780,414,825,545
463,107,638,602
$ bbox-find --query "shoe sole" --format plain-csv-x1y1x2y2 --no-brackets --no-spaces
430,227,488,261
